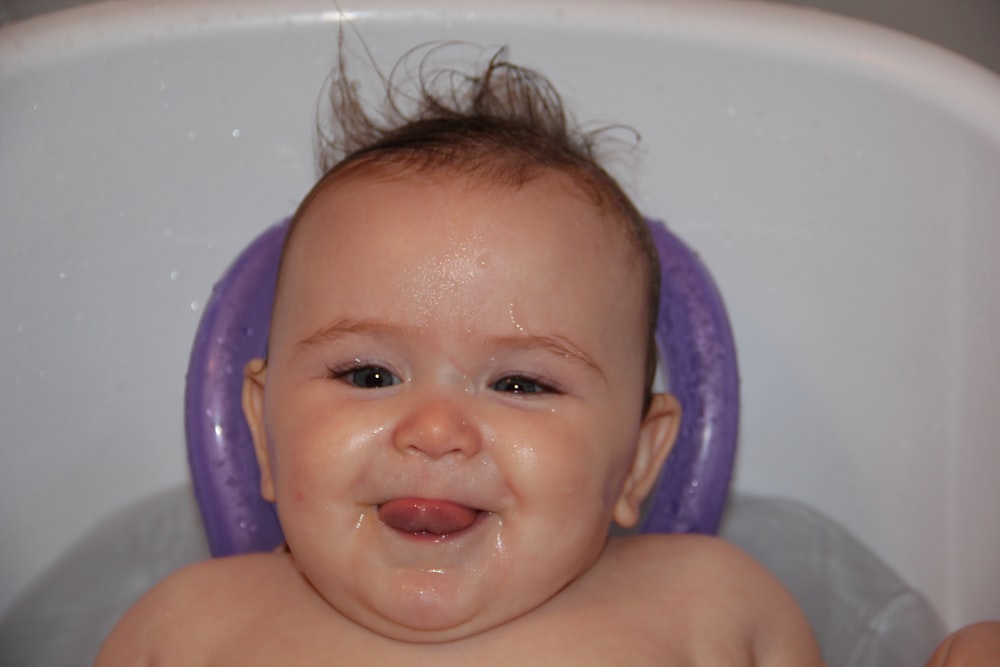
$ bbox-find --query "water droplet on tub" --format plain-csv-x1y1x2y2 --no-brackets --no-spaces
231,128,242,139
169,270,180,281
58,272,67,279
16,322,24,333
241,325,253,337
187,131,198,141
190,300,200,312
725,107,737,118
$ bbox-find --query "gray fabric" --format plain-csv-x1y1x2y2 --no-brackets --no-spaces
0,486,946,667
720,494,947,667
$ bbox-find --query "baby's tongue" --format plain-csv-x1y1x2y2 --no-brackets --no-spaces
378,498,478,535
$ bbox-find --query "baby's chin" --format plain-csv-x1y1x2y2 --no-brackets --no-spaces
343,598,535,645
317,563,565,645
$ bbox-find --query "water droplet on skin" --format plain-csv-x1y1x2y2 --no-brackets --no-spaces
508,303,526,333
494,525,506,556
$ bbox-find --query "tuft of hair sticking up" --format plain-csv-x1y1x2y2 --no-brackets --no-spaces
293,41,661,412
317,43,584,178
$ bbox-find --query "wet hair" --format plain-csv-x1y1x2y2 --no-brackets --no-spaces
281,43,661,412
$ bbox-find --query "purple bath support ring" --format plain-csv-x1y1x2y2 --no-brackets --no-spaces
642,219,740,535
184,219,289,556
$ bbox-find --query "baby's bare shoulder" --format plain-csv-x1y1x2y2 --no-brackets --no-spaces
602,533,771,590
95,553,295,666
597,534,825,665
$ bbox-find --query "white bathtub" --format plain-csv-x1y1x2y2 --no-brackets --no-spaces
2,0,999,632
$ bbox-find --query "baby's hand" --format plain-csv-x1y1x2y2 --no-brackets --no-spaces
925,622,1000,666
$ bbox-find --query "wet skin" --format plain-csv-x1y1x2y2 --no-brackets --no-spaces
242,165,677,643
96,165,828,666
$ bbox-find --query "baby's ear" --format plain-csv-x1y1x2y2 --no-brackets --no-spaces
613,393,682,528
242,358,275,503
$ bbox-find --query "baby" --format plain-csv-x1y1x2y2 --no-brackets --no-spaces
96,46,827,665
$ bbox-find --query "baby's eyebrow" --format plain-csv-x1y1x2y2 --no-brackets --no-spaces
296,318,410,352
488,334,607,383
295,319,606,381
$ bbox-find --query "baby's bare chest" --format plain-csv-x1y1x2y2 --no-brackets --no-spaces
200,600,743,667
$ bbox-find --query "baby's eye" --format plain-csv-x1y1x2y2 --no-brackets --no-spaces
328,365,400,389
490,375,554,395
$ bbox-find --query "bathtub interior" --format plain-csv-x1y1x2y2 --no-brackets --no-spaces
2,0,1000,637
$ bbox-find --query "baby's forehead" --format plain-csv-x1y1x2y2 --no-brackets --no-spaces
270,163,645,323
290,160,636,254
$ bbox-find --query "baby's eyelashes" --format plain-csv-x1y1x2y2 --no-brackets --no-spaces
327,364,401,389
324,363,564,397
490,375,561,396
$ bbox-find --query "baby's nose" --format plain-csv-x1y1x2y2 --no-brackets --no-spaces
392,394,482,459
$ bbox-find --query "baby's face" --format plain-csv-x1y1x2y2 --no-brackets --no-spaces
243,166,677,642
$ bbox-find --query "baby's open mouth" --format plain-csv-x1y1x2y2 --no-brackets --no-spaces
378,498,482,537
